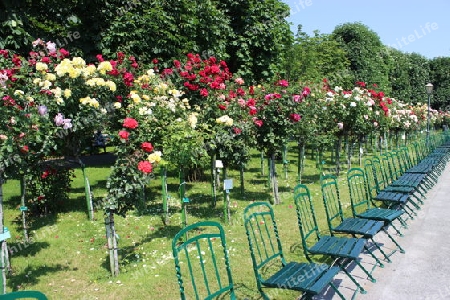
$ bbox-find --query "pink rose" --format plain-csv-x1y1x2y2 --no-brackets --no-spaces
254,119,263,127
138,161,152,174
118,130,130,140
123,117,138,129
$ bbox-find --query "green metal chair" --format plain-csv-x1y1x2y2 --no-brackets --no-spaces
364,157,417,219
293,184,376,296
0,291,48,300
172,221,236,300
243,201,345,300
347,168,405,255
320,174,389,265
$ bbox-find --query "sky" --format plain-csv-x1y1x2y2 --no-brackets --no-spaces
282,0,450,59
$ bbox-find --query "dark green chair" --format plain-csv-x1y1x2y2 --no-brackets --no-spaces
365,157,416,219
0,291,48,299
243,201,345,300
347,167,405,255
320,174,389,265
293,184,376,295
172,221,236,300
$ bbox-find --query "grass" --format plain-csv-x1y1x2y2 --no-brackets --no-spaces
1,144,372,299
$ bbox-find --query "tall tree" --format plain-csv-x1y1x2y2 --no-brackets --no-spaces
285,26,351,86
386,47,412,102
407,52,431,104
219,0,293,83
332,22,390,91
429,57,450,110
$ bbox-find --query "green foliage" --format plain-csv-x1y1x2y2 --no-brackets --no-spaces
332,22,390,91
285,27,351,86
26,161,75,215
429,57,450,110
407,52,431,104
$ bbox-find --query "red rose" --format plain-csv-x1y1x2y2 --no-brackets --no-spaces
218,104,227,110
289,113,302,123
233,127,242,135
141,142,154,153
20,145,29,153
138,161,152,174
200,88,208,97
118,130,129,140
123,117,138,129
249,107,257,116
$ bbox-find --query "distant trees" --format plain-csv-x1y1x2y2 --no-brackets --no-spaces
1,3,449,108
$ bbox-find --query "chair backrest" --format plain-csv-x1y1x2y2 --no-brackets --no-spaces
399,146,414,170
172,221,236,300
371,157,387,191
378,154,393,186
293,184,321,262
320,174,345,233
347,168,371,216
243,202,287,290
386,151,402,181
0,291,48,300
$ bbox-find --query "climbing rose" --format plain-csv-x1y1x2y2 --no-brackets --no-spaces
118,130,129,140
141,142,154,153
289,113,302,123
138,161,152,174
123,118,138,129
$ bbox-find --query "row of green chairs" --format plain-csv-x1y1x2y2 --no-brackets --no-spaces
172,176,404,299
171,134,450,300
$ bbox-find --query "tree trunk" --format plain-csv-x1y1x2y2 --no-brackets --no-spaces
211,154,217,207
297,140,305,183
0,176,9,294
282,144,288,179
161,167,169,225
239,163,245,196
269,153,280,204
335,135,343,176
19,176,29,242
105,211,119,276
260,152,265,176
180,168,188,229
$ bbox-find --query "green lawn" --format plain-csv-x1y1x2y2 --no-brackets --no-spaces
1,145,369,299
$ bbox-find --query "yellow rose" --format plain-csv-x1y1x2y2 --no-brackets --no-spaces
45,73,56,81
35,62,48,72
64,89,72,99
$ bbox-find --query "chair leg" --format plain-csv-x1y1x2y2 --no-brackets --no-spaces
384,228,405,254
370,238,392,263
337,262,367,294
364,242,386,267
329,282,346,300
354,259,377,283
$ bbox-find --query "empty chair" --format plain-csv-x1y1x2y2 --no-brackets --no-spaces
0,291,48,300
172,221,236,300
320,174,390,265
243,201,345,300
293,184,376,295
347,167,405,255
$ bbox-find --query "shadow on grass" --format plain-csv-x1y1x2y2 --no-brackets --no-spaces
8,241,50,259
101,224,184,272
8,264,70,291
